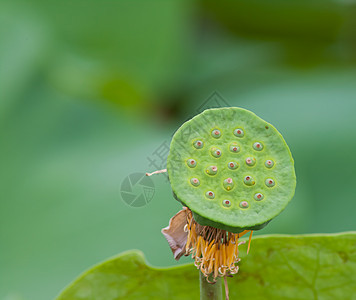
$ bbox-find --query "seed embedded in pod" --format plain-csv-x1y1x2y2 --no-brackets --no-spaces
187,159,197,168
244,175,255,186
239,201,249,208
223,178,234,191
254,193,264,201
193,140,204,149
245,157,256,166
206,165,218,175
253,142,263,151
228,161,239,170
212,129,221,138
210,147,222,158
222,199,231,207
205,191,215,199
233,128,244,137
229,142,240,153
190,178,200,187
265,159,274,168
265,178,275,187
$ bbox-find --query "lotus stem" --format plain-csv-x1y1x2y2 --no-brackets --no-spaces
199,271,222,300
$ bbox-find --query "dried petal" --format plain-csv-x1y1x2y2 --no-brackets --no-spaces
161,207,188,260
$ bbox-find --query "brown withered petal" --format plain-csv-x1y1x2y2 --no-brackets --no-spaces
161,207,188,260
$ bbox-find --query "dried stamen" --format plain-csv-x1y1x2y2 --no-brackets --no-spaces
183,209,253,281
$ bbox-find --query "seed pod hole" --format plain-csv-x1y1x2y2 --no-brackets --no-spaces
206,165,218,175
222,199,231,207
211,147,222,158
265,178,275,187
254,193,264,201
212,129,221,138
228,161,239,170
245,157,256,166
265,159,274,168
187,159,197,168
253,142,263,151
223,178,234,191
239,201,249,209
190,178,200,187
167,107,296,233
229,142,240,153
193,140,204,149
205,191,215,199
244,175,255,186
233,128,244,137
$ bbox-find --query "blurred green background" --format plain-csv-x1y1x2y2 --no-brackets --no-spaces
1,1,356,299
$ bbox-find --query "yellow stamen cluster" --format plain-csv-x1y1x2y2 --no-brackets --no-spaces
184,210,252,282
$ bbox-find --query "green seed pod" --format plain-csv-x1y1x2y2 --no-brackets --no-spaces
167,107,296,233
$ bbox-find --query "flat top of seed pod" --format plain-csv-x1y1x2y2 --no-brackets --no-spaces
167,107,296,232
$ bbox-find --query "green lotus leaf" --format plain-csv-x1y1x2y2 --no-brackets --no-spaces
57,232,356,300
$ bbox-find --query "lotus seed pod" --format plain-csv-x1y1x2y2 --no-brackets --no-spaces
167,107,296,233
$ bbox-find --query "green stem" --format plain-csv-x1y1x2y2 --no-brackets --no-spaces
199,271,222,300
